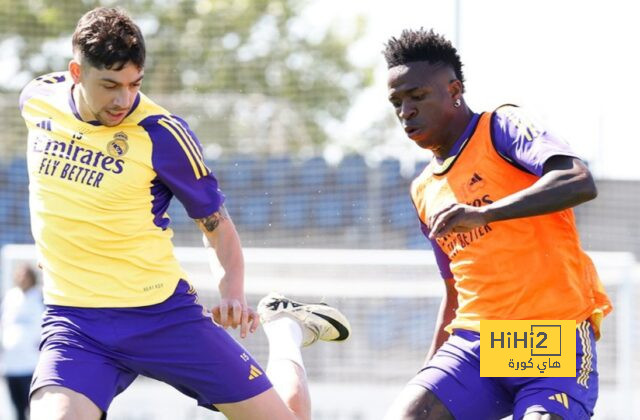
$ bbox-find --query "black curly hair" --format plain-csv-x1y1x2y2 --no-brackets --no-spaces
383,28,465,89
72,7,145,70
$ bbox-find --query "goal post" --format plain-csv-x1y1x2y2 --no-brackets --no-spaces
1,245,638,419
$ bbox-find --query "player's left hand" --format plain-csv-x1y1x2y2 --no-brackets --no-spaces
428,203,490,239
211,298,260,339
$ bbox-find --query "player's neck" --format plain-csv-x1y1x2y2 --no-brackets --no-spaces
433,107,474,159
72,84,96,123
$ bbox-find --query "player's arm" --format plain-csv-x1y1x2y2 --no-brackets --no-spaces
420,222,458,362
482,155,594,221
429,107,596,238
429,156,595,237
196,206,259,338
144,114,258,337
425,277,457,363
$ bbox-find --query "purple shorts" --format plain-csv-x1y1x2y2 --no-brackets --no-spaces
31,280,272,413
410,321,598,419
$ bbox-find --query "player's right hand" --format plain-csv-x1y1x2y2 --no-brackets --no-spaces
211,298,260,339
428,202,489,238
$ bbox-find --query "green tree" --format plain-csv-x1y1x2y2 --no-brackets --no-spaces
0,0,373,153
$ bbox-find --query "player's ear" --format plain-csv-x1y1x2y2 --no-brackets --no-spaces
68,59,82,84
448,79,463,101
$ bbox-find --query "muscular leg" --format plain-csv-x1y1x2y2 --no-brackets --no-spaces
265,359,311,420
30,385,103,420
214,318,311,420
216,387,299,420
215,294,350,420
384,384,454,420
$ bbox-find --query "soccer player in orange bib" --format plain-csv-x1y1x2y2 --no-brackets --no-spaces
382,29,612,420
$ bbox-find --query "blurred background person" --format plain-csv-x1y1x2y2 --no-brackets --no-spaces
1,264,44,420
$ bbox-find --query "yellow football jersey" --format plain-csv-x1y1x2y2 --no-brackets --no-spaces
20,72,224,307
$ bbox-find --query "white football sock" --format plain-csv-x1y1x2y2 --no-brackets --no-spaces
262,315,305,370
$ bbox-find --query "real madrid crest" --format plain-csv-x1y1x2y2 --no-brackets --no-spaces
107,131,129,157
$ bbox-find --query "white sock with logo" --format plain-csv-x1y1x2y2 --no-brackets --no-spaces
263,315,305,370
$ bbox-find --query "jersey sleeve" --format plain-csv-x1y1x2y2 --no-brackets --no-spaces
141,115,225,219
420,221,453,280
490,106,581,176
19,72,68,112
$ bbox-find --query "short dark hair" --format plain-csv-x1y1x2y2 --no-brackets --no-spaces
72,7,145,70
383,28,465,88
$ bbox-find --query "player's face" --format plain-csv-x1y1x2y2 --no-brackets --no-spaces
75,61,144,127
387,61,460,153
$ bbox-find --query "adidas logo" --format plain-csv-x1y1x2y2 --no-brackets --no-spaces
548,392,569,409
267,299,302,311
469,172,483,186
248,364,263,380
37,119,52,131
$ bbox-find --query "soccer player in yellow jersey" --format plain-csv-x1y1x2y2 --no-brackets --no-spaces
21,7,350,420
382,29,611,419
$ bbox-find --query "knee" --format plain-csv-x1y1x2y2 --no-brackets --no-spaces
404,394,454,420
385,387,454,420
